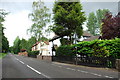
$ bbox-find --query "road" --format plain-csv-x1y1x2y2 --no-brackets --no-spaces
2,53,119,80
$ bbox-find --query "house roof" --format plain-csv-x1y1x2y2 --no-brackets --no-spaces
83,36,100,41
44,41,49,45
49,31,93,42
83,31,93,37
32,41,49,47
49,35,61,42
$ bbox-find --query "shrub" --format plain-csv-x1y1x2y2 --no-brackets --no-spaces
28,51,39,57
76,38,120,58
56,45,76,57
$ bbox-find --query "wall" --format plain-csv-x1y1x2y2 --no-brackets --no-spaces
116,59,120,72
37,55,52,61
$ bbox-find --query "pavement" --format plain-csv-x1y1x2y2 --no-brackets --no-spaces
2,53,120,80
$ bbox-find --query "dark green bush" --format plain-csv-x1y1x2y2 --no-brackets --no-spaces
56,45,76,57
75,40,96,56
28,51,39,56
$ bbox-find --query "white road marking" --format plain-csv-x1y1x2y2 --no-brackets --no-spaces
14,57,115,79
26,65,42,75
97,75,102,77
71,69,75,71
15,58,19,61
66,68,71,70
14,57,50,78
52,63,115,78
90,73,100,76
105,76,113,78
77,70,81,71
26,65,50,78
66,68,75,71
19,60,25,64
58,66,62,68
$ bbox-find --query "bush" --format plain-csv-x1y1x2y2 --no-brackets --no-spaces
75,40,96,56
55,38,120,59
75,38,120,58
28,51,39,58
56,45,76,57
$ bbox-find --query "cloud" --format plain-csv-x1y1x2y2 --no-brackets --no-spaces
80,0,119,2
3,10,33,46
0,0,55,2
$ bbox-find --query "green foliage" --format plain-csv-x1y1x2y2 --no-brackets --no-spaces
0,53,7,58
38,36,48,41
27,36,36,51
60,38,71,45
28,51,39,57
87,12,97,36
28,1,51,40
92,43,109,57
0,9,9,53
52,2,86,44
2,36,9,53
75,38,120,58
56,45,75,57
76,41,95,56
20,38,28,50
13,36,21,54
86,9,110,35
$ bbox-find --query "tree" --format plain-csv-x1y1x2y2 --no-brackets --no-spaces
27,0,51,41
27,36,36,51
0,9,9,53
86,9,110,36
101,12,120,39
52,1,86,44
19,38,28,50
87,12,97,36
96,9,110,34
13,36,21,54
2,35,9,53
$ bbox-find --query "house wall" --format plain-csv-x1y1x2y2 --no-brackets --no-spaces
41,44,50,56
49,39,61,56
32,42,50,56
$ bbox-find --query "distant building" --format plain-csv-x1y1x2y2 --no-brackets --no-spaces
82,31,100,41
32,41,50,56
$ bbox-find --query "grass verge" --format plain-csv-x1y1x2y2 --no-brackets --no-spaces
0,53,7,58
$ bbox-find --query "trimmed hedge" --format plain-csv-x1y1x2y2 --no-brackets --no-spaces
28,51,39,58
56,45,76,57
56,38,120,59
76,38,120,58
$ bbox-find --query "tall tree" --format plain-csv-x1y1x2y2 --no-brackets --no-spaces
87,12,97,36
13,36,21,54
96,9,110,34
52,1,86,44
86,9,110,36
27,36,36,51
0,9,9,53
101,12,120,39
19,38,28,50
27,0,51,41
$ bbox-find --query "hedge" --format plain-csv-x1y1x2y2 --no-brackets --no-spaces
28,51,39,57
76,38,120,58
56,38,120,59
56,45,76,57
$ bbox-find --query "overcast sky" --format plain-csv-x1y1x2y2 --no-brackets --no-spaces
0,0,119,46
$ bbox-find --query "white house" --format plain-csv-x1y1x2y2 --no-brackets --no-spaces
32,41,50,56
